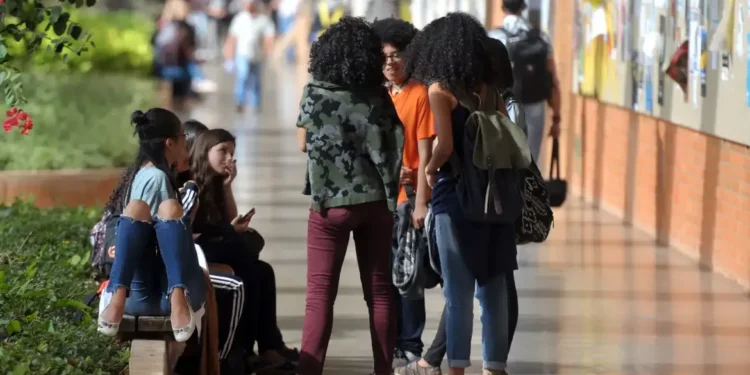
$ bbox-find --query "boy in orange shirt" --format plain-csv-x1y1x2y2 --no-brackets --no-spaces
372,18,435,369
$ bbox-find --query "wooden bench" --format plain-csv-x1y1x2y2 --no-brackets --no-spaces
119,263,234,374
118,315,176,374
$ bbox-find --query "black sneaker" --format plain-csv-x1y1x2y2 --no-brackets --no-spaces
278,347,300,364
245,355,282,374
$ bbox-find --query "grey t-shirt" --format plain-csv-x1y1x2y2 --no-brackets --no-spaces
129,166,175,217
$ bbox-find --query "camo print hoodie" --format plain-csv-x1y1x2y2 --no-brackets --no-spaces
296,80,405,212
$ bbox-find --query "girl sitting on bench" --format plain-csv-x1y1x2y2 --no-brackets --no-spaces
98,108,206,343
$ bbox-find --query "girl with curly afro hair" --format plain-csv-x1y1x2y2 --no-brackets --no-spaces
403,12,517,375
295,16,404,375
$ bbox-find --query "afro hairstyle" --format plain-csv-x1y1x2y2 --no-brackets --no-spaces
308,16,385,90
372,17,419,52
404,12,503,97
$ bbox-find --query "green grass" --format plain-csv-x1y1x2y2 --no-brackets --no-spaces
0,201,128,374
0,72,158,171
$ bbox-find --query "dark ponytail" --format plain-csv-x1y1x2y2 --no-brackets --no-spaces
105,108,183,214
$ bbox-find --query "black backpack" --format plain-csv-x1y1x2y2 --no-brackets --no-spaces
498,27,552,104
449,88,531,224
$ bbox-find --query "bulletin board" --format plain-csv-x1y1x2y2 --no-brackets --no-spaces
573,0,750,147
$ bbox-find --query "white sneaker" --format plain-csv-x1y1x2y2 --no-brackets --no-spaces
172,303,196,342
192,79,217,94
97,290,121,336
392,349,420,369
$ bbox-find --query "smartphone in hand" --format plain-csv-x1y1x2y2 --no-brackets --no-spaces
239,207,256,222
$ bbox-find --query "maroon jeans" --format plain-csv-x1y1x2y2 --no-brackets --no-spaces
298,200,397,375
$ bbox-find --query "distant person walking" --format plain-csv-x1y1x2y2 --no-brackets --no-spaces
489,0,561,161
223,0,276,113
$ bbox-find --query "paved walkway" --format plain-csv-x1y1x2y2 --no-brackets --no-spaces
194,64,750,374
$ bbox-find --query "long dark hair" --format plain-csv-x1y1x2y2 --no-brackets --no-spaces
177,119,209,185
191,129,236,226
105,108,183,214
183,119,208,150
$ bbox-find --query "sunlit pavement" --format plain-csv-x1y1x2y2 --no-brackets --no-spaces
192,63,750,374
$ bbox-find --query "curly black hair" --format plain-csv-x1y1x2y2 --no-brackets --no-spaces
372,18,418,52
404,12,502,97
308,16,385,90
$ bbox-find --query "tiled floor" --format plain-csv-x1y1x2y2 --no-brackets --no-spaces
194,63,750,374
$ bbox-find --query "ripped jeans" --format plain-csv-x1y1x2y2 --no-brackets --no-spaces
106,215,206,315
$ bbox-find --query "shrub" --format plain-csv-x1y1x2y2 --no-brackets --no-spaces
0,72,158,170
0,200,128,374
5,9,156,76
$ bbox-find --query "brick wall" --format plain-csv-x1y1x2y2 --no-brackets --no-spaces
545,0,750,287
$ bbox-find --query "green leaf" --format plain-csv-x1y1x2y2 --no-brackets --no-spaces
54,298,90,312
6,320,22,335
53,20,67,36
69,254,82,266
47,320,55,333
11,361,29,375
86,0,97,6
0,44,7,60
49,5,63,23
68,23,83,40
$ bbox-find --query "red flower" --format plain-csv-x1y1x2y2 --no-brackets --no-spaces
3,107,33,135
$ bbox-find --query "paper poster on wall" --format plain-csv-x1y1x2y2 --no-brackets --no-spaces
674,0,688,40
645,61,654,112
709,0,721,69
632,52,641,110
746,33,750,107
689,7,700,107
658,15,668,105
737,3,745,56
700,27,707,97
722,52,731,80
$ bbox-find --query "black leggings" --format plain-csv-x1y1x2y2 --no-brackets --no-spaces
198,230,286,354
253,260,286,353
198,230,264,353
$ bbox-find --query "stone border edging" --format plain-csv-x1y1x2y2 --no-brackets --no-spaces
0,169,122,208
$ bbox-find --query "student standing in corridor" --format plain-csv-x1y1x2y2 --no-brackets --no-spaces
372,17,435,368
295,17,404,375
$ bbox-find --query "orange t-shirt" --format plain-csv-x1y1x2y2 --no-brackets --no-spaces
389,81,436,205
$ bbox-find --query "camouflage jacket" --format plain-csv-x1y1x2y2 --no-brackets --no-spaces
297,80,405,212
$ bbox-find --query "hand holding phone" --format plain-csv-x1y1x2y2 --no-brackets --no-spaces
240,207,256,222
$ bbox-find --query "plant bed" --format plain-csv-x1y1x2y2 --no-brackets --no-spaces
1,72,157,171
0,201,128,374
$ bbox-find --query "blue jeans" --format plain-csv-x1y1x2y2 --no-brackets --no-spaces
392,209,427,356
435,213,509,370
160,62,203,81
107,216,206,315
277,14,296,63
397,294,426,355
234,57,262,109
187,11,210,51
524,101,546,161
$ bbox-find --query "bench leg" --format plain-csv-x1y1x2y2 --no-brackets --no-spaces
129,339,168,374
